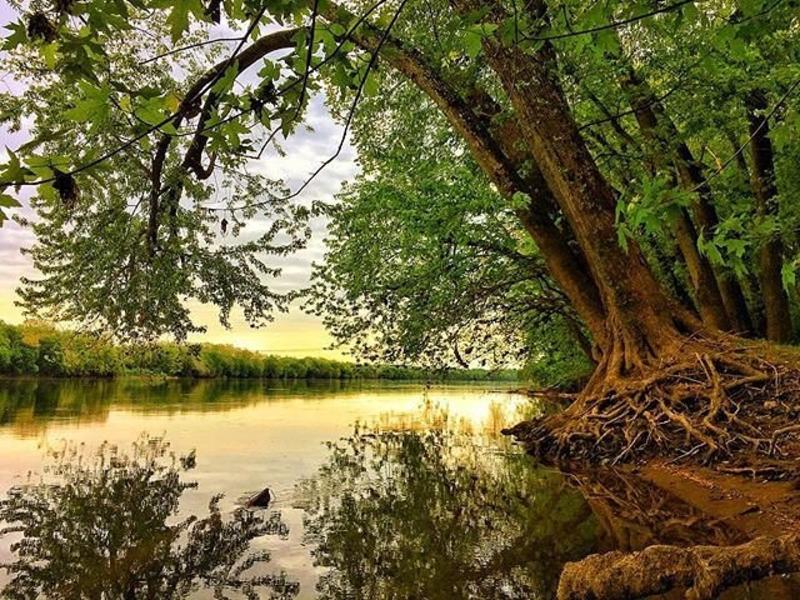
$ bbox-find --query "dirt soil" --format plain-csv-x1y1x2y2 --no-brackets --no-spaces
558,461,800,600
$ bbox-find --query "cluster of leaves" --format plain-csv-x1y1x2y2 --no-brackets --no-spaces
308,76,586,377
557,0,800,298
307,0,800,370
0,0,319,338
2,0,800,370
0,435,298,599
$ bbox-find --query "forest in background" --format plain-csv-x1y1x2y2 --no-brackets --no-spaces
0,320,516,380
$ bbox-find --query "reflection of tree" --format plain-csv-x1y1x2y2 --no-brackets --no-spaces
0,436,298,599
566,469,748,551
0,378,450,437
297,426,600,599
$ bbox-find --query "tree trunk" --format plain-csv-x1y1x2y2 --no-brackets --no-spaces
672,208,730,330
470,24,695,381
675,147,755,335
746,90,793,342
616,67,746,333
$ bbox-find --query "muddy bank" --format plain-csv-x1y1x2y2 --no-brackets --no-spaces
558,461,800,599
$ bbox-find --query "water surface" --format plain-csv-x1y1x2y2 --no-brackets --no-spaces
0,378,796,599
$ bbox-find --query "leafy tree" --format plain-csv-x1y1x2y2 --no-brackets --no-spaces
3,0,800,467
0,320,515,379
308,82,587,371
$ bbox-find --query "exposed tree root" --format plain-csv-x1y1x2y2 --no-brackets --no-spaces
557,533,800,600
504,338,800,477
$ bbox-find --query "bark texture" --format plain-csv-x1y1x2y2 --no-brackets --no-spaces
747,90,793,342
471,20,694,380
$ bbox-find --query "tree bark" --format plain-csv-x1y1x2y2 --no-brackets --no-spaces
558,534,800,600
746,90,793,342
616,68,745,333
461,6,696,377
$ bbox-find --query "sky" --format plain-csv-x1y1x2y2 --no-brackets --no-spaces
0,3,359,358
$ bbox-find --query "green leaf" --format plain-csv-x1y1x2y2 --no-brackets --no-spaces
160,0,206,42
782,262,797,292
463,31,482,59
2,20,28,50
0,192,19,228
363,70,380,97
63,82,111,124
0,193,20,208
462,23,497,59
1,148,32,184
510,191,530,209
134,96,169,126
211,63,239,96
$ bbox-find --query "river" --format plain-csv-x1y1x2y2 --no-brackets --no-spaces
0,378,795,599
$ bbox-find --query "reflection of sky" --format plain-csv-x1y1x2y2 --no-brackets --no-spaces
0,3,358,357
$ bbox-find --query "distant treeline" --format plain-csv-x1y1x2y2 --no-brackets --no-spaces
0,321,516,381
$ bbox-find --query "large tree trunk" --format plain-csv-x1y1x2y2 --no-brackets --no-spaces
461,0,800,473
617,67,751,334
470,24,695,383
470,90,606,349
746,90,793,343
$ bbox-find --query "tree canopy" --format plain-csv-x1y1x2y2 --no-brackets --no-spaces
2,0,796,344
4,0,800,464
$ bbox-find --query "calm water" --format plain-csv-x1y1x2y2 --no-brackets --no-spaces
0,378,796,599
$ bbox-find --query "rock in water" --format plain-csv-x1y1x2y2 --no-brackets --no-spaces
246,487,272,508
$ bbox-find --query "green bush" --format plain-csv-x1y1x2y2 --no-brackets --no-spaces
0,322,38,374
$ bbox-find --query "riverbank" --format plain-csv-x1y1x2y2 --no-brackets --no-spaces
558,461,800,599
0,320,516,381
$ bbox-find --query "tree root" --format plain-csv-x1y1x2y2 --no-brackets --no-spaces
503,339,800,477
557,533,800,600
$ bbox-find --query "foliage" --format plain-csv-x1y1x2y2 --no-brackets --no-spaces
307,80,584,372
520,318,594,389
0,322,38,374
0,320,517,380
0,436,298,599
1,0,800,373
1,0,309,339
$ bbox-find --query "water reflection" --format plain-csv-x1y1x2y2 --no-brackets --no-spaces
0,380,798,598
297,409,800,600
0,378,508,438
567,469,747,550
296,412,599,599
0,436,298,599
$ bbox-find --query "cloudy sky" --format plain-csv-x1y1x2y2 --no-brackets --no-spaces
0,3,359,358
